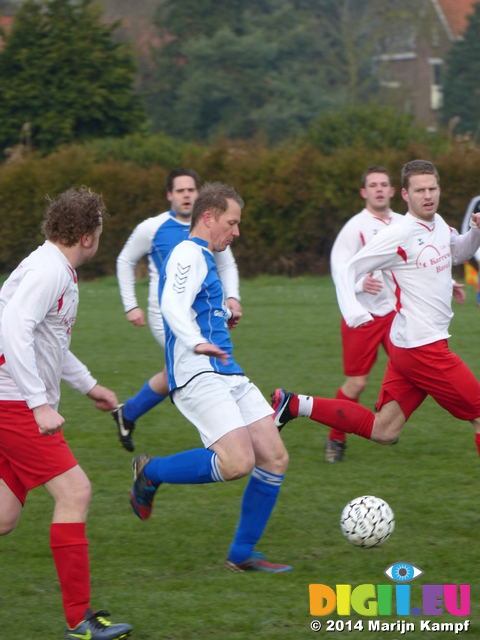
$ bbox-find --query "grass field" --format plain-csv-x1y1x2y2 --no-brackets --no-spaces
0,274,478,639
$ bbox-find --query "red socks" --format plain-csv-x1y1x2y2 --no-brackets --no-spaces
50,522,90,629
309,396,374,440
328,389,358,442
475,433,480,457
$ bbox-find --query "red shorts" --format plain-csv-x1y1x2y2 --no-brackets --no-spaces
0,401,77,506
341,311,395,377
377,340,480,421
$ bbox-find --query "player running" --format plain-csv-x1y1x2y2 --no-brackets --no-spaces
326,165,401,462
272,160,480,456
129,182,291,572
113,168,241,451
0,187,132,640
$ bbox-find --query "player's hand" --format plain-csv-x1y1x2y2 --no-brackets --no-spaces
452,282,466,305
33,404,65,435
194,342,230,365
226,298,242,329
363,273,383,295
471,212,480,228
87,384,118,411
126,307,146,327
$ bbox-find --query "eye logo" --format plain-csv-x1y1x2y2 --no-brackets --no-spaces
384,562,424,583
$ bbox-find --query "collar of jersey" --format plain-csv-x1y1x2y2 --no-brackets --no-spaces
188,236,209,249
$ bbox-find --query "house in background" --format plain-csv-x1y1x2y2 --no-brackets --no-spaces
377,0,478,131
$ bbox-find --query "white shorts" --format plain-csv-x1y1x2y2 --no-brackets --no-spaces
172,373,274,448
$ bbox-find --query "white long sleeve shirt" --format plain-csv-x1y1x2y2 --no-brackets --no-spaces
330,208,403,317
0,242,96,409
336,212,480,348
461,196,480,262
117,211,240,318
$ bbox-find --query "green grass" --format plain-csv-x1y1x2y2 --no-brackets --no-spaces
1,275,479,639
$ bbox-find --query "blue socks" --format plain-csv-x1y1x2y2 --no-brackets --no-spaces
228,467,284,564
143,455,283,564
123,381,167,422
144,449,224,485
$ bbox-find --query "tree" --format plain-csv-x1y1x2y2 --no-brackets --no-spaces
147,0,421,144
442,2,480,138
307,103,431,154
148,0,345,142
0,0,146,154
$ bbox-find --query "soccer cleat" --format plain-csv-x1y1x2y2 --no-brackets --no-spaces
129,454,158,520
225,551,292,573
271,388,295,431
65,608,132,640
325,437,346,462
111,404,135,452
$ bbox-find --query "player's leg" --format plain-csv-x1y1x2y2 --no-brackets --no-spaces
0,478,22,535
273,350,424,444
45,466,92,629
129,374,253,520
326,315,391,461
112,366,169,452
46,466,132,638
112,308,168,452
226,384,291,572
326,381,365,462
402,341,480,456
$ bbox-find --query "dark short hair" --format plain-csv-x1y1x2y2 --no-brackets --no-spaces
41,186,107,247
166,168,200,193
401,160,439,190
190,182,244,230
361,165,391,189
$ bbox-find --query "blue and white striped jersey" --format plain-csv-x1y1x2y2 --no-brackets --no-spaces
160,237,244,391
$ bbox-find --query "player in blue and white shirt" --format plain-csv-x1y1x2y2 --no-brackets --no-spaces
113,169,241,451
129,182,291,573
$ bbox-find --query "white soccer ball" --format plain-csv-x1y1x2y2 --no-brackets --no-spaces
340,495,395,548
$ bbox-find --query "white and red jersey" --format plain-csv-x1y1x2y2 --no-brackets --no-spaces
336,212,480,348
330,208,403,317
0,241,96,410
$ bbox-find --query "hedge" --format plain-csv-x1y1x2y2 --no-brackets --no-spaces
1,139,479,279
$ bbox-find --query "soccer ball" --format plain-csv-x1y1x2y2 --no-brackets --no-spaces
340,495,394,548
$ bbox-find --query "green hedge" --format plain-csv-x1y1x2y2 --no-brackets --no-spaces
1,139,479,278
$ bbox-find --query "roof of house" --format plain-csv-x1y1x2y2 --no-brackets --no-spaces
435,0,478,39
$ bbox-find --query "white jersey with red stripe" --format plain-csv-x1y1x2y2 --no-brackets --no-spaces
330,208,403,317
336,212,480,348
0,241,96,409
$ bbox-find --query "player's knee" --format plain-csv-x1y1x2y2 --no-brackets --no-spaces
376,434,397,445
64,475,92,510
373,429,400,445
0,513,20,535
345,378,367,398
220,452,255,481
269,446,289,475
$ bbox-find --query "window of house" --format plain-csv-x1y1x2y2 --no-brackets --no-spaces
429,59,443,110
